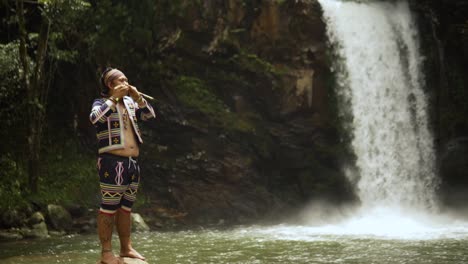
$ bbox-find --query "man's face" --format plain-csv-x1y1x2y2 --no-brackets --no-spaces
110,75,129,89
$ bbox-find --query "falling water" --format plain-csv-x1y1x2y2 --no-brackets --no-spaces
318,0,439,212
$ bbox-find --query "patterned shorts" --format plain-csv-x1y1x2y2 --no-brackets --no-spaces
97,153,140,215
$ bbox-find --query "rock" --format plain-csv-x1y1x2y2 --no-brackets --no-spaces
48,230,66,237
46,204,73,231
1,209,26,228
21,222,49,239
117,0,349,226
0,230,23,240
96,258,148,264
153,221,163,228
66,204,88,218
440,137,468,183
80,224,92,233
131,213,150,232
121,257,149,264
28,211,45,226
73,216,97,234
440,137,468,205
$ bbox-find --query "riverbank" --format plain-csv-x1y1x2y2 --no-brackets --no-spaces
0,204,154,241
0,201,281,242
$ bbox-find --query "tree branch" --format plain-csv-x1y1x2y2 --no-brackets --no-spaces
15,0,30,91
33,12,51,101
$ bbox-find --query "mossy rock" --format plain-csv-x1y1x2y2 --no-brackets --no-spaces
173,76,256,133
46,204,73,231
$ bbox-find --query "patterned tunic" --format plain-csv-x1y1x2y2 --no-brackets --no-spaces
89,96,156,153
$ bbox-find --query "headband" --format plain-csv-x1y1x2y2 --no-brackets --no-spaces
104,69,124,87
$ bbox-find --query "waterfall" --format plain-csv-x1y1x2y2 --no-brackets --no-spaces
318,0,439,212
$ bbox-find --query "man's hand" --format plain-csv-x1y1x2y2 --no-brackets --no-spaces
127,85,141,101
112,84,129,99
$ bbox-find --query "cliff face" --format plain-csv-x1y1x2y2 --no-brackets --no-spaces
134,0,355,226
409,0,468,208
125,0,468,225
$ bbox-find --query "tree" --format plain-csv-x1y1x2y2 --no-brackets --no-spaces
15,0,50,193
13,0,89,193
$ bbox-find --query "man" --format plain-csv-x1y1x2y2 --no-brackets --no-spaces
89,68,156,264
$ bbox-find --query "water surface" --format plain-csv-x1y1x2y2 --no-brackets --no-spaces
1,224,467,264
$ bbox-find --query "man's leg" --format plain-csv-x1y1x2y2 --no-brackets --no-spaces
97,213,122,264
97,155,126,264
117,162,144,260
116,208,145,260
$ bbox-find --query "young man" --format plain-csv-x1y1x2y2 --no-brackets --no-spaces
89,68,156,264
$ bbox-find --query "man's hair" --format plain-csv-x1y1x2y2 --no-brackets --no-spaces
100,67,113,97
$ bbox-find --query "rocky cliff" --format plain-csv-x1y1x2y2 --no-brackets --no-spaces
106,0,468,226
127,0,355,227
409,0,468,208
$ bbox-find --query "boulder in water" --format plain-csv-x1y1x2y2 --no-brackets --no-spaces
1,209,26,228
21,222,49,239
121,257,149,264
46,204,73,231
96,257,148,264
49,230,66,237
0,230,23,240
27,211,45,226
131,213,150,232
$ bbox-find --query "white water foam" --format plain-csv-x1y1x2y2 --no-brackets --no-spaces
239,218,468,241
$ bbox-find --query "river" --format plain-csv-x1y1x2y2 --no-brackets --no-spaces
1,222,468,263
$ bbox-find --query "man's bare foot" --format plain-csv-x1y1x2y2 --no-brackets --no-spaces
120,248,145,260
101,251,124,264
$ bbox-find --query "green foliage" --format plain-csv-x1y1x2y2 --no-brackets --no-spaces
0,42,22,100
174,76,255,132
275,0,287,5
0,140,97,211
43,0,91,64
86,0,200,67
31,139,98,207
230,50,284,76
174,76,226,115
0,42,28,152
48,33,79,63
0,155,28,211
39,0,91,20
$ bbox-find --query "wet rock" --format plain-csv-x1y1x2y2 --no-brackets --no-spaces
79,224,92,234
1,210,26,228
0,230,23,240
48,230,66,237
27,211,45,226
440,137,468,206
97,257,148,264
66,204,88,218
95,257,148,264
131,213,150,232
440,137,468,181
21,222,49,239
73,216,96,234
120,257,149,264
46,204,73,231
